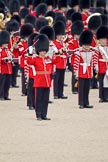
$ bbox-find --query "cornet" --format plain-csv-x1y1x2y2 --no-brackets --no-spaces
45,16,53,26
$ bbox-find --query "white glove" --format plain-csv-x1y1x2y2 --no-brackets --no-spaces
29,46,33,54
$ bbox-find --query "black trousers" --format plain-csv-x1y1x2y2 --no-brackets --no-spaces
20,68,27,95
0,74,11,98
71,66,78,93
11,63,19,86
78,78,90,106
27,78,35,107
98,73,108,100
53,69,65,97
35,87,50,118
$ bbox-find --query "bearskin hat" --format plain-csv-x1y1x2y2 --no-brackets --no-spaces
96,0,106,8
28,33,38,46
58,0,67,9
45,0,55,6
79,0,91,9
9,0,20,14
19,8,29,19
66,9,75,21
94,7,105,14
6,20,19,32
53,21,65,36
45,11,56,20
0,30,10,45
36,3,47,17
32,0,42,9
40,25,55,40
0,1,5,10
69,0,79,8
35,34,49,53
101,14,108,26
55,15,66,25
55,12,63,18
79,30,93,46
71,12,82,23
20,23,33,38
35,17,48,32
11,15,21,25
27,0,33,6
71,20,84,35
24,14,36,28
88,15,102,30
96,26,108,39
19,0,27,7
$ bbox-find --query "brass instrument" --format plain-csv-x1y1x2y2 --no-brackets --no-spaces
0,13,5,30
74,81,78,88
45,16,53,26
6,13,12,22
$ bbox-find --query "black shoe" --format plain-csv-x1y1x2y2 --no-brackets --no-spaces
85,105,93,108
42,117,51,120
59,96,68,99
21,93,27,96
72,91,78,94
29,106,34,110
79,105,85,109
37,117,42,121
4,97,11,100
64,84,68,87
12,85,19,88
48,100,53,104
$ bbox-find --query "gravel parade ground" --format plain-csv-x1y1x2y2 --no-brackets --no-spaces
0,71,108,162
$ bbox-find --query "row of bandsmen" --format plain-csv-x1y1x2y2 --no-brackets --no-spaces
0,0,108,120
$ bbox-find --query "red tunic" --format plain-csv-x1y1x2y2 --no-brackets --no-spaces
53,39,67,69
73,48,98,78
0,47,12,74
27,56,53,88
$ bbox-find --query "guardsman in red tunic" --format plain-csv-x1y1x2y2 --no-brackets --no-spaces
27,34,52,120
69,0,79,12
96,26,108,102
26,33,38,110
88,13,102,88
40,25,56,104
7,20,20,88
53,21,68,99
53,0,67,16
68,20,84,94
19,23,33,96
73,30,98,109
79,0,91,29
0,30,12,100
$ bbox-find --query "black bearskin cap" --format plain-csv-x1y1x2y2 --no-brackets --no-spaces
45,0,55,6
19,8,29,19
79,30,93,46
20,23,33,38
36,3,47,17
0,30,10,45
24,14,36,28
96,26,108,39
0,1,5,10
27,0,33,6
55,15,66,25
32,0,41,9
45,11,56,21
35,17,48,32
69,0,79,8
66,9,75,20
79,0,91,9
28,33,38,46
9,0,20,14
88,15,102,30
40,25,55,40
35,34,49,53
71,12,82,23
11,15,21,25
101,14,108,26
96,0,106,8
19,0,27,7
53,21,65,36
6,20,19,32
71,20,84,35
58,0,67,9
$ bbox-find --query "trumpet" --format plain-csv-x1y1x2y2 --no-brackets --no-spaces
6,13,12,22
0,13,5,30
45,16,53,26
